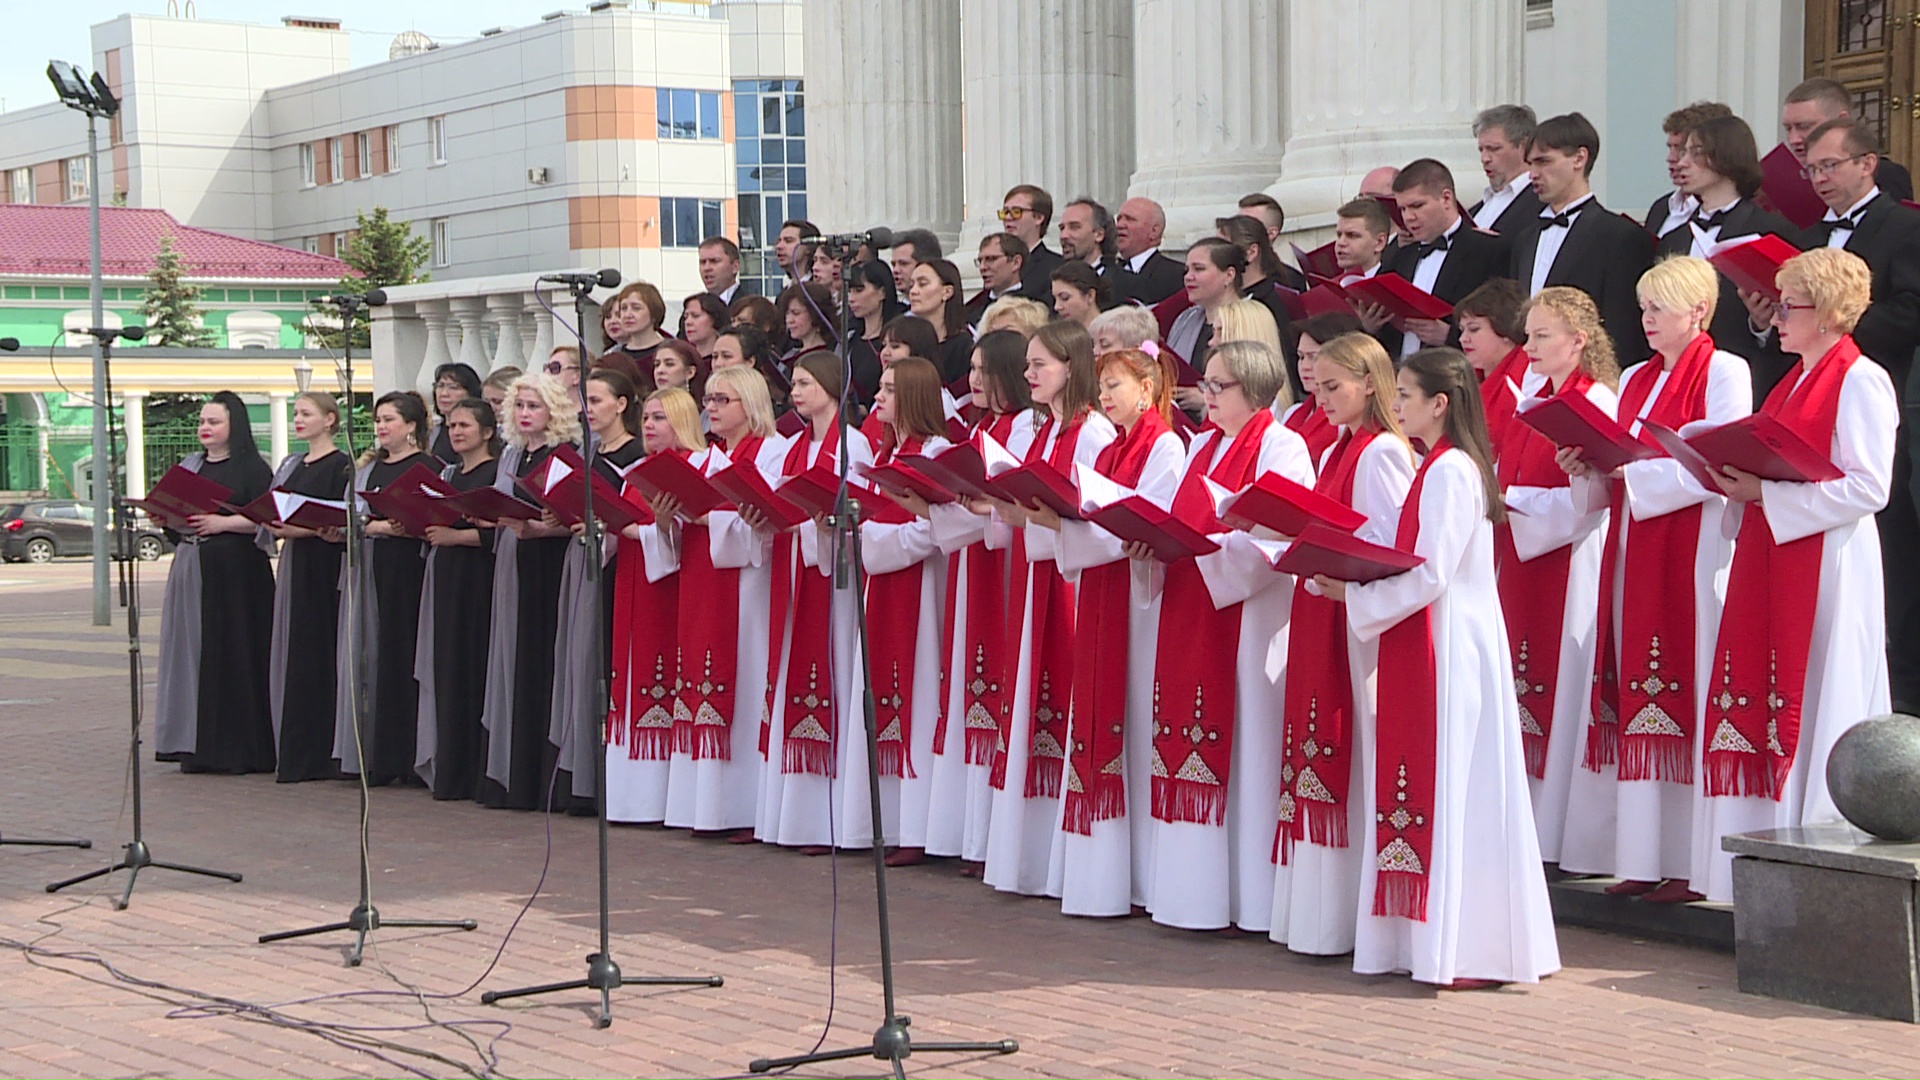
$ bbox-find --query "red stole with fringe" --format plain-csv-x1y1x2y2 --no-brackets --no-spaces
610,449,687,760
1011,414,1090,799
675,435,762,760
936,411,1019,763
865,433,930,778
772,423,847,775
992,413,1056,789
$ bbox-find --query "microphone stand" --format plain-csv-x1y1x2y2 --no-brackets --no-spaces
480,274,722,1027
46,328,239,909
746,244,1018,1075
259,294,478,964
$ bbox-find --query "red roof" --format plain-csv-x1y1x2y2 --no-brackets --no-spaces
0,205,352,282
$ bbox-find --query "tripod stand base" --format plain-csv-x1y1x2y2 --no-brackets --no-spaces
1,833,91,849
259,903,478,967
45,839,241,911
481,952,724,1029
748,1014,1019,1074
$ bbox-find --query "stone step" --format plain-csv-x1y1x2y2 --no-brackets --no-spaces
1546,874,1735,952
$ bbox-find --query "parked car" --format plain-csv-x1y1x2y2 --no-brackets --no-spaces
0,500,174,563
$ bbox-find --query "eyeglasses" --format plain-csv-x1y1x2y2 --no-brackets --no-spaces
996,206,1032,222
975,254,1006,269
544,361,579,375
1801,154,1868,180
1771,301,1818,323
1196,378,1242,396
703,393,738,407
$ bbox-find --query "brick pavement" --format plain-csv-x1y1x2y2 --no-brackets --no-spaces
1,558,1918,1078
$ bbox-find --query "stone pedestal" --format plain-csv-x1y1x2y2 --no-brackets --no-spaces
803,0,964,249
1267,0,1522,237
959,0,1135,258
1724,825,1920,1022
1127,0,1289,247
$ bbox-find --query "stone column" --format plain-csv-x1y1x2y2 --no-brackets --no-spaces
123,391,147,499
486,295,525,374
1674,0,1797,141
420,303,455,374
268,393,290,464
1267,0,1523,236
1126,0,1289,246
450,298,490,375
519,296,543,361
803,0,964,250
960,0,1136,256
528,296,556,371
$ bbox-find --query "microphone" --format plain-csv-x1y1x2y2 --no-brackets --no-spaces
0,338,18,352
313,292,368,307
117,325,146,342
364,288,389,306
822,226,892,250
538,268,622,289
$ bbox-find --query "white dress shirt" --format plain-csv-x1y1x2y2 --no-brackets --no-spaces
1472,173,1533,231
1654,189,1699,238
1825,187,1881,249
716,281,741,304
1126,247,1160,273
1401,217,1462,356
1528,193,1595,296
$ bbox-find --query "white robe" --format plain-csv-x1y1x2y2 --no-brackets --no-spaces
1690,358,1896,901
984,411,1119,896
1346,448,1561,985
1045,427,1186,916
1561,349,1750,880
1143,421,1315,932
1270,432,1415,954
1501,380,1618,863
756,428,879,847
851,436,953,850
925,411,1045,861
604,517,681,824
664,439,785,831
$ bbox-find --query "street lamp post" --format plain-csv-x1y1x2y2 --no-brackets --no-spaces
47,60,120,626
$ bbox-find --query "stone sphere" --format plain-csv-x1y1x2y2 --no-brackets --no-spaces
1827,714,1920,841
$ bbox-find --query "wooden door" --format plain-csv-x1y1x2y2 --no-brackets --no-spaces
1805,0,1915,166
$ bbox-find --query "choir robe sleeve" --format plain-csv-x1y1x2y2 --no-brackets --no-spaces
1193,424,1316,609
1506,382,1618,560
1621,350,1753,521
1345,452,1482,643
1057,430,1185,580
1351,435,1417,546
635,520,681,582
862,438,951,575
1754,361,1898,544
1023,416,1117,564
928,501,1008,553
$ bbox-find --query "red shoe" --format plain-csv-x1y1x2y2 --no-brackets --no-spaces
1441,978,1505,991
1603,878,1660,896
883,846,927,867
725,829,759,845
798,844,833,857
957,861,983,878
1642,878,1705,904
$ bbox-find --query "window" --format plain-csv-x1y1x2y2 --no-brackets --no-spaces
386,125,401,172
431,218,449,267
299,143,316,187
8,167,31,205
655,88,722,140
301,236,320,255
429,116,447,164
356,132,371,178
63,157,89,202
334,232,351,259
330,138,345,183
659,197,723,248
731,79,806,295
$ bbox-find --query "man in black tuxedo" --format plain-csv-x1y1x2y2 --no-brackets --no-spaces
965,232,1030,328
1115,197,1183,305
1760,116,1920,709
1003,184,1062,307
1382,159,1508,357
1783,78,1914,203
1509,112,1655,363
1644,102,1734,238
1059,197,1128,293
1468,104,1545,235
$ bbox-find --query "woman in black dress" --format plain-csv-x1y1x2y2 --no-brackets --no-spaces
154,391,277,774
679,292,729,367
345,390,434,786
476,373,581,810
903,258,974,384
844,259,900,406
418,398,500,800
426,363,482,465
267,391,350,782
777,283,838,371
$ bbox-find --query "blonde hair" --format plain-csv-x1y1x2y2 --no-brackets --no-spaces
1088,304,1159,349
1777,247,1873,334
482,366,521,394
1522,286,1621,389
505,373,583,448
704,365,777,439
1636,254,1721,325
1314,332,1406,441
979,295,1050,339
295,390,341,436
645,387,706,452
1212,298,1283,360
1209,339,1292,411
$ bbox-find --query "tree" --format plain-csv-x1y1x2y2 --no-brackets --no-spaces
310,206,430,349
138,234,216,347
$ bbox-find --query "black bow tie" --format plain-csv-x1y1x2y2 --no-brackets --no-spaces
1414,234,1452,259
1830,210,1866,231
1543,211,1576,229
1693,208,1732,231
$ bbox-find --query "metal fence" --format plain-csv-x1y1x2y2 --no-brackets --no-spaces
0,426,272,496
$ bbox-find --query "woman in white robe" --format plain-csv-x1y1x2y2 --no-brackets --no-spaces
1690,248,1895,902
1560,257,1752,900
1047,347,1186,916
1496,290,1618,864
982,322,1117,896
1328,347,1560,988
1270,332,1414,955
1140,340,1314,933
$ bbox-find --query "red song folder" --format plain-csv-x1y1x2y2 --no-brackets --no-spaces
772,464,913,524
361,485,465,535
1757,143,1828,230
1299,282,1355,319
896,441,1016,503
1640,421,1721,491
438,484,541,522
1515,391,1656,473
776,410,806,437
1685,413,1843,483
707,462,810,530
1214,472,1366,537
993,462,1084,519
1292,240,1341,281
1088,497,1220,562
859,461,959,505
1273,522,1426,583
517,446,648,531
1373,194,1408,232
1705,233,1801,303
1340,272,1454,320
227,490,350,530
127,465,233,529
626,450,727,519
